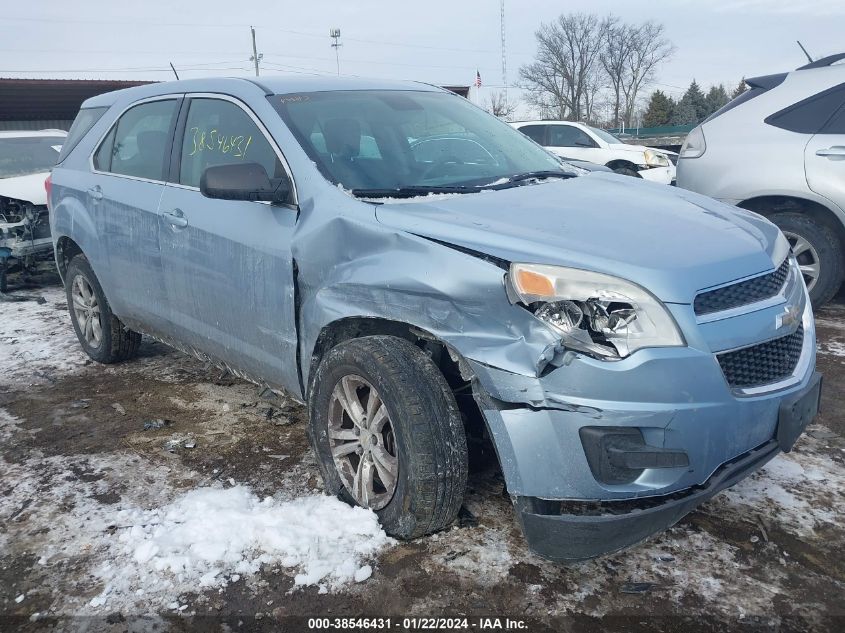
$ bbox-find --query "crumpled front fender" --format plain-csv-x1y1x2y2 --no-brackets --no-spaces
291,195,559,395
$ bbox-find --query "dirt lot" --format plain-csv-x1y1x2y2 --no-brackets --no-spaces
1,278,844,632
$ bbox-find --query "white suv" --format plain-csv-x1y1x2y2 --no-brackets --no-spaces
677,53,845,306
511,120,676,184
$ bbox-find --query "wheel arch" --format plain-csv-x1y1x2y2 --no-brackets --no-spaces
54,235,84,283
737,195,845,252
308,317,497,470
605,159,642,175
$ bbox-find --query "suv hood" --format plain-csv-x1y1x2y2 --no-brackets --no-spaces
374,173,783,304
0,172,49,205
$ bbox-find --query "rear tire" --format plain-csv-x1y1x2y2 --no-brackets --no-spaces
308,335,468,539
65,254,141,363
769,212,843,307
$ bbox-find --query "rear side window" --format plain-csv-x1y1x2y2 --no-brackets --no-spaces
94,99,178,181
178,98,284,188
765,83,845,134
57,106,107,163
518,125,547,145
820,104,845,134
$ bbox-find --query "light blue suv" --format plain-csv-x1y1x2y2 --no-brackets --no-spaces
48,77,821,561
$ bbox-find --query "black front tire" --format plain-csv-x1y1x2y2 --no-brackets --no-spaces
308,335,468,539
769,212,843,307
65,254,141,363
612,166,640,178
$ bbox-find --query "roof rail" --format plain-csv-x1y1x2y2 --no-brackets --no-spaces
797,52,845,70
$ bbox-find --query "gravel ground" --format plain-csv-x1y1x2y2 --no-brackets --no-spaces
1,278,843,632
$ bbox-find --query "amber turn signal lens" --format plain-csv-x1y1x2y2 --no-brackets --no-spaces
515,269,555,298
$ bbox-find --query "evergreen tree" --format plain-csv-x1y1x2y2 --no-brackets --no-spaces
731,78,747,99
704,84,729,116
672,80,708,124
670,98,698,125
642,90,674,127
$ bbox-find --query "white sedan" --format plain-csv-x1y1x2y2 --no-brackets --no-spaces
511,120,676,184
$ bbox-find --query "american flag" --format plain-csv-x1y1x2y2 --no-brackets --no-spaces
474,70,482,88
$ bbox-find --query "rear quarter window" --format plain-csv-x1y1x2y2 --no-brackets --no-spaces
518,125,547,145
57,106,108,163
765,83,845,134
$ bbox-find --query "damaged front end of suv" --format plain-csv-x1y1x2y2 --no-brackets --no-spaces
0,193,53,292
0,131,65,292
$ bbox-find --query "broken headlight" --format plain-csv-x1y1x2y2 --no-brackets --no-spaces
509,263,685,360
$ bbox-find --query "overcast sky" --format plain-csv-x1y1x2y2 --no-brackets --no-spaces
2,0,842,112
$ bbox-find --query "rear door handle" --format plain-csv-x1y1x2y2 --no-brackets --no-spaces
87,186,103,200
162,209,188,228
815,146,845,158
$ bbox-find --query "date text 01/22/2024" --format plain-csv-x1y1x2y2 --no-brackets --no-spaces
307,617,529,630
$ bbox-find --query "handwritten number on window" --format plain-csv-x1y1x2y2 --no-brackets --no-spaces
188,127,253,159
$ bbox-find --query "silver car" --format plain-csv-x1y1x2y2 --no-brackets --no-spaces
48,77,819,561
677,52,845,306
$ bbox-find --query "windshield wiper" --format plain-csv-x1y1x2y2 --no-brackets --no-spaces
502,170,576,183
351,185,474,199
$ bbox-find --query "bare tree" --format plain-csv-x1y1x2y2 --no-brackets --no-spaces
487,91,518,120
519,13,609,121
619,21,675,126
600,16,633,127
601,20,675,128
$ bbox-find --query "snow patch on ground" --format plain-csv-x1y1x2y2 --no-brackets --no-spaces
817,338,845,357
425,526,513,581
717,435,844,536
0,409,390,615
90,487,391,609
0,286,87,386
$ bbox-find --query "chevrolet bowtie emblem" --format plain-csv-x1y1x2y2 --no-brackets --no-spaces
777,304,801,329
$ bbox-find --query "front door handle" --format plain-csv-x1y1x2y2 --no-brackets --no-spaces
87,186,103,200
162,209,188,228
816,146,845,158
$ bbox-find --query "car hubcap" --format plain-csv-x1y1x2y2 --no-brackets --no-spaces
71,274,102,347
783,231,821,293
328,375,398,511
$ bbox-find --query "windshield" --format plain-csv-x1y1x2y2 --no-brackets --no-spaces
270,90,564,194
0,136,64,178
588,126,622,145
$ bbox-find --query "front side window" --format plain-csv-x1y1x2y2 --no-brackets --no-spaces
94,99,177,180
178,98,284,189
271,90,562,192
0,136,64,178
548,125,596,148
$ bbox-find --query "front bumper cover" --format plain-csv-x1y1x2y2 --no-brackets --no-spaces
504,370,821,561
514,437,781,561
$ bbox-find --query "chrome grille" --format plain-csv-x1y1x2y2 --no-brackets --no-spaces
695,258,790,316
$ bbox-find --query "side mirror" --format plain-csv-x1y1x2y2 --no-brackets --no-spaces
200,162,291,203
575,140,594,147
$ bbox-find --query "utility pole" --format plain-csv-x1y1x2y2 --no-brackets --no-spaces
330,28,342,75
250,26,263,77
500,0,507,103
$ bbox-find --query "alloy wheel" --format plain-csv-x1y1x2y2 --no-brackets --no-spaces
783,230,821,292
71,274,102,348
327,374,399,510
